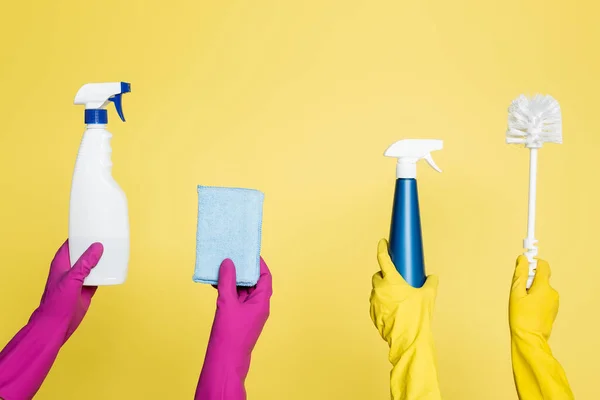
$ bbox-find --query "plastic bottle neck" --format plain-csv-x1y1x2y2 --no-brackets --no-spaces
85,124,107,129
397,162,417,179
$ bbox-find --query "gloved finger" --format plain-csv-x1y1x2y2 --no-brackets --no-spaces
511,255,530,298
49,239,71,279
422,274,439,296
68,243,104,283
529,258,551,293
217,259,238,301
371,271,384,289
249,257,273,300
81,286,98,304
368,293,386,340
238,287,251,303
42,240,71,301
377,239,399,279
369,300,377,327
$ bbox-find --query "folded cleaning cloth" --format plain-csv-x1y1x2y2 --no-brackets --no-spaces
194,185,264,286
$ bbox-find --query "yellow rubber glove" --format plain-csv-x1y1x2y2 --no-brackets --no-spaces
370,239,441,400
509,255,574,400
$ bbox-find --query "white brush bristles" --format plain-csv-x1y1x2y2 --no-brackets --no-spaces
506,94,562,148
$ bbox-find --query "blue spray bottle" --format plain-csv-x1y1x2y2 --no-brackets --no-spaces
384,139,443,288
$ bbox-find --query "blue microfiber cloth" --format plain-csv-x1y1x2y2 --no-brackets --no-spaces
194,185,264,286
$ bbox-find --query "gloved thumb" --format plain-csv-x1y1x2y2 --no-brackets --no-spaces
217,259,238,301
376,238,401,282
69,243,104,283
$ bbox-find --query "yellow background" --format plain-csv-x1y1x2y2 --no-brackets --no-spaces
0,1,598,399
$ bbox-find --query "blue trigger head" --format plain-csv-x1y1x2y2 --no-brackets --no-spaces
109,94,126,122
108,83,130,122
120,82,131,94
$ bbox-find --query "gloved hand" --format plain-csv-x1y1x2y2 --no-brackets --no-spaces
370,239,441,400
195,257,273,400
509,255,574,400
0,240,103,400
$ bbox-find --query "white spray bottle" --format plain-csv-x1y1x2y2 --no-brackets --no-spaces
70,82,131,286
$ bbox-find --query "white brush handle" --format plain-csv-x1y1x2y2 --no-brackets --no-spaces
524,148,538,289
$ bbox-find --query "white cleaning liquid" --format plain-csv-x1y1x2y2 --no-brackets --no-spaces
69,82,131,286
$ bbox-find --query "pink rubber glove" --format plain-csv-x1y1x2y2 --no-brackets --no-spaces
0,240,103,400
195,257,273,400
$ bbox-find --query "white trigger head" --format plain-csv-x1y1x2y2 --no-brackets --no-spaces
384,139,444,178
423,153,442,173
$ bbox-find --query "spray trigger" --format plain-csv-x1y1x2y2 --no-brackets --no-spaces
74,82,131,124
109,94,126,122
423,153,442,173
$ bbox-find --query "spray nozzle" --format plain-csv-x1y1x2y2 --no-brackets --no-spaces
384,139,443,178
74,82,131,124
